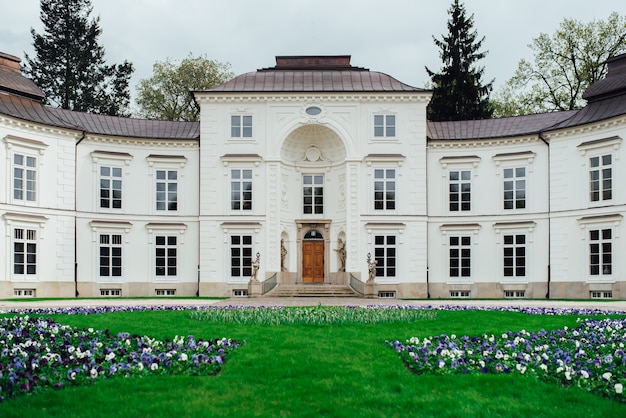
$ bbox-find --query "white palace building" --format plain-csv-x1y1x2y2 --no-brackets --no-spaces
1,52,625,300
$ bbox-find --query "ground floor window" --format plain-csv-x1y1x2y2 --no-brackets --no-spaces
503,234,526,277
99,234,122,277
155,235,177,277
14,228,37,276
449,236,471,278
374,235,396,278
589,228,612,276
231,235,253,278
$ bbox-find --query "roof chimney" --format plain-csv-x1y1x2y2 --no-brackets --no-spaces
606,53,626,77
0,52,23,75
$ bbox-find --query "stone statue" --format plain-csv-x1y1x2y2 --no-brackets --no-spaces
280,239,287,272
250,253,260,282
334,238,346,272
367,254,377,283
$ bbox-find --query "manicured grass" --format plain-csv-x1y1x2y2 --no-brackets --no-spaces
2,309,626,417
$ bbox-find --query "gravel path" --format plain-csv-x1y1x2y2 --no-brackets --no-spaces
1,297,626,311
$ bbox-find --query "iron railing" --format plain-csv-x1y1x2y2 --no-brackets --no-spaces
262,273,277,294
349,273,364,296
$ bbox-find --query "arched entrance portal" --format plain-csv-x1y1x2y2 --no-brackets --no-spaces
302,230,324,283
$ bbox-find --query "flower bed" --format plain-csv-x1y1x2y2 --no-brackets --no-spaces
190,304,438,325
388,317,626,402
0,315,239,402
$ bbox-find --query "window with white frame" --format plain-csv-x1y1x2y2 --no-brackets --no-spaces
231,169,253,211
303,175,324,215
449,170,471,211
374,235,396,278
13,153,37,202
449,236,471,278
156,170,178,211
503,167,526,209
99,233,122,277
503,234,526,277
589,154,612,202
231,115,253,138
230,235,253,278
374,169,396,210
155,235,177,277
100,166,123,209
13,227,37,276
589,228,612,276
374,114,396,138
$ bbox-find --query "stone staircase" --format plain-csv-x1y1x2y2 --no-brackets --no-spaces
265,284,360,298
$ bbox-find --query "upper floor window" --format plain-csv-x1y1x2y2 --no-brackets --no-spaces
374,115,395,138
589,154,612,202
13,153,37,202
503,167,526,209
303,175,324,215
374,169,396,210
100,166,122,209
231,115,253,138
231,169,253,211
156,170,178,211
449,170,471,212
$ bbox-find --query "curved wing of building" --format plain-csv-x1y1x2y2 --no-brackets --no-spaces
1,52,624,300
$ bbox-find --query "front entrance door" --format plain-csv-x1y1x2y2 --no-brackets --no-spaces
302,241,324,283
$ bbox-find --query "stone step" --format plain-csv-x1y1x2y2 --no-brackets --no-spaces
265,284,359,298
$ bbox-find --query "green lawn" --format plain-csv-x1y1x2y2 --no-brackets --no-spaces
2,309,625,417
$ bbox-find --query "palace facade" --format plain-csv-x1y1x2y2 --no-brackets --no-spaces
1,52,624,299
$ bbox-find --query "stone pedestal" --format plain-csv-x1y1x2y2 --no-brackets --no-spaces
365,281,377,298
248,280,262,297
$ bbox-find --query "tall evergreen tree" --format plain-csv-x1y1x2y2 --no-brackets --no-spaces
23,0,134,116
426,0,493,121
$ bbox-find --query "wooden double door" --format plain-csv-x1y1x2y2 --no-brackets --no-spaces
302,241,324,283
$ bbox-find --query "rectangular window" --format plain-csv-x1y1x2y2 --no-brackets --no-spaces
589,155,612,201
99,234,122,277
503,167,526,209
450,236,471,277
155,236,177,277
590,291,612,299
450,290,470,298
231,235,253,278
374,235,396,278
590,229,612,276
156,170,178,211
449,170,471,211
100,289,121,297
503,234,526,277
504,290,525,298
303,175,324,214
13,153,37,201
231,169,253,211
374,115,396,137
100,166,122,209
14,228,37,275
231,115,253,138
374,169,396,210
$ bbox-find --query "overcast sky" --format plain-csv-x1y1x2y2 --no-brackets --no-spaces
1,0,623,103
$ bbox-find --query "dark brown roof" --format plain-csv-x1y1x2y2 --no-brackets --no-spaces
0,93,199,140
427,111,577,140
0,53,44,101
582,53,626,101
204,55,425,93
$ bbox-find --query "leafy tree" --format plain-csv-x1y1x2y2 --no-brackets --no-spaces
23,0,134,116
493,12,626,117
136,54,234,121
426,0,493,121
